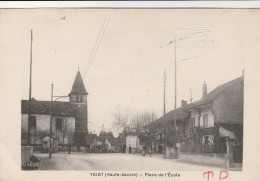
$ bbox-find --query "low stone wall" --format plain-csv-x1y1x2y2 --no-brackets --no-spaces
163,147,179,159
179,152,227,167
21,146,33,165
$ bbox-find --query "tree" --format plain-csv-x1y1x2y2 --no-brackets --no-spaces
112,108,131,131
60,118,73,144
112,109,158,134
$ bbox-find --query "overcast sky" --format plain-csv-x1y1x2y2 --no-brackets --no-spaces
3,9,248,136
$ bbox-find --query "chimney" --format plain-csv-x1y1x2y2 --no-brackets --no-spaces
202,81,207,97
181,100,187,108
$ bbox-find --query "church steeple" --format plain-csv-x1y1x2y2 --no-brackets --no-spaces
69,71,88,104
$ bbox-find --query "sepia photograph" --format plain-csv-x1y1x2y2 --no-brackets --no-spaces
19,8,245,171
1,5,260,181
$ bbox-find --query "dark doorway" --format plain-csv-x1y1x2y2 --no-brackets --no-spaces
56,118,62,132
219,137,227,154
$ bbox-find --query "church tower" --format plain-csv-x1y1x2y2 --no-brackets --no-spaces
69,70,88,144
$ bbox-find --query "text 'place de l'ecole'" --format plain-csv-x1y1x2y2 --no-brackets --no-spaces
21,70,244,171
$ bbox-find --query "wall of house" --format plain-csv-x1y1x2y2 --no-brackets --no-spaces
213,81,243,124
22,114,75,132
22,114,50,131
22,114,75,144
126,135,139,149
105,139,112,151
189,107,214,128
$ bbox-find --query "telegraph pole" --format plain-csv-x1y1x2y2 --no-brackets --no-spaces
160,35,199,155
173,37,177,147
163,69,167,116
163,69,168,149
189,88,193,103
49,83,53,158
28,30,33,145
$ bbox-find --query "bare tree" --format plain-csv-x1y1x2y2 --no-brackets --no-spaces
62,118,73,144
112,108,131,131
112,109,158,133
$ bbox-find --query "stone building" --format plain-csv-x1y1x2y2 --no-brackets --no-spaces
149,102,189,153
183,76,244,163
21,71,89,147
150,75,243,164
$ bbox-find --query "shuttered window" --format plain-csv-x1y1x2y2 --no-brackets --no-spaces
203,114,209,128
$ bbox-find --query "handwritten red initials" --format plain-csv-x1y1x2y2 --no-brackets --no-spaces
219,170,229,180
203,171,214,181
203,171,229,180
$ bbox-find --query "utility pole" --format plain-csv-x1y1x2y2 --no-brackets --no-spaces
189,88,193,103
49,83,53,158
163,69,168,150
163,69,167,116
173,37,177,147
160,35,199,154
28,30,33,145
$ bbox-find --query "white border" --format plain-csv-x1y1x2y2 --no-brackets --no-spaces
0,1,260,8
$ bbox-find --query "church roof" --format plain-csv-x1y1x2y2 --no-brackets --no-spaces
21,99,80,117
69,71,88,96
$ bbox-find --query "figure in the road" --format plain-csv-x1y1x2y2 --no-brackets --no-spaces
142,146,146,156
129,146,132,154
68,145,71,154
77,143,80,152
149,146,152,157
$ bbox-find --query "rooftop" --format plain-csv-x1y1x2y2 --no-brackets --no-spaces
184,76,244,110
150,107,189,130
69,71,88,96
21,99,81,117
151,76,244,129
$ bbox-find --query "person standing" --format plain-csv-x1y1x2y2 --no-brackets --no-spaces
142,146,146,156
77,143,80,152
68,144,71,154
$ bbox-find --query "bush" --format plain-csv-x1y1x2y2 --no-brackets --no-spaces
22,156,40,170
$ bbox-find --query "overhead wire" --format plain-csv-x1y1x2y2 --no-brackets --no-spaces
83,18,110,78
83,19,107,76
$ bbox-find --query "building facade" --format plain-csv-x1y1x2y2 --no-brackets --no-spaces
183,76,244,163
21,71,89,148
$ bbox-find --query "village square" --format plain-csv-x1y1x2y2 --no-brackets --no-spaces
21,69,243,171
19,9,244,171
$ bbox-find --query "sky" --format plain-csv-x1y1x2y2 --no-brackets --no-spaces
2,9,247,136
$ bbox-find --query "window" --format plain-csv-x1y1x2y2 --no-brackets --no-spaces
203,114,209,128
56,118,62,131
80,96,83,102
198,117,201,127
29,116,36,131
202,135,214,145
76,96,79,103
192,118,196,128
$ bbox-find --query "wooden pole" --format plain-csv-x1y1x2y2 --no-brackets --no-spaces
28,30,33,145
173,37,177,146
49,83,53,158
163,69,168,150
163,69,166,116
